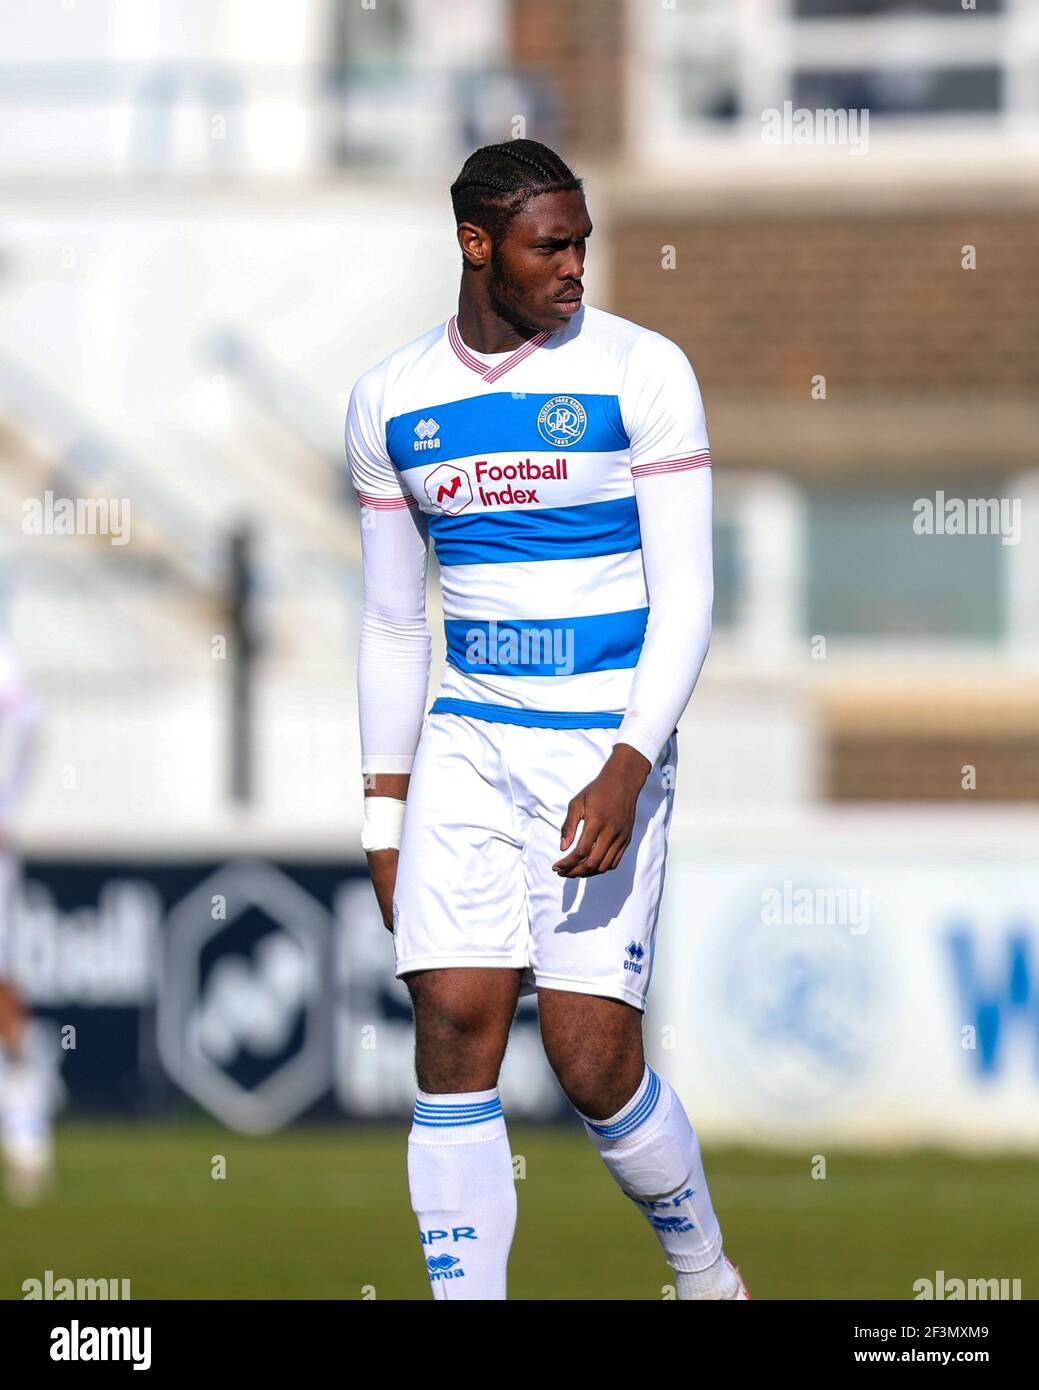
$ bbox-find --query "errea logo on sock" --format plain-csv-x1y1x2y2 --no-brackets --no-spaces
649,1214,695,1234
427,1254,466,1282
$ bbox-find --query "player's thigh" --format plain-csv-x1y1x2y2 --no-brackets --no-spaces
405,966,523,1092
393,713,529,969
523,729,677,1010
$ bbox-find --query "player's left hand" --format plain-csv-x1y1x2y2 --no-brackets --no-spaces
552,743,652,877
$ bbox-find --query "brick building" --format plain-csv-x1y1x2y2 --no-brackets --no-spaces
510,0,1039,801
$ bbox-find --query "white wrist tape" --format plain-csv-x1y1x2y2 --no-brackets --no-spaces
361,796,407,851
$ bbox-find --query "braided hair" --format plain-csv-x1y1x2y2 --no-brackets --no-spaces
450,139,583,244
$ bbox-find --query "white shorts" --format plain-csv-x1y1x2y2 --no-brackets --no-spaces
391,711,677,1011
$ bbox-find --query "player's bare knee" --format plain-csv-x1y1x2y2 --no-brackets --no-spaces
547,1050,645,1120
413,1026,503,1092
406,972,511,1091
408,971,511,1036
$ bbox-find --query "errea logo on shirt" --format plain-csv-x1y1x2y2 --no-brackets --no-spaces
413,418,441,451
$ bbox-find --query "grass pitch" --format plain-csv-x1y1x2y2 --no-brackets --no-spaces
1,1122,1034,1300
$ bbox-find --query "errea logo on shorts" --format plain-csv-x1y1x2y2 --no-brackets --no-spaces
413,418,441,451
537,396,587,447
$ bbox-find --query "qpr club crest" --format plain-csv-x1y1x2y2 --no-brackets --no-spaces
537,395,587,448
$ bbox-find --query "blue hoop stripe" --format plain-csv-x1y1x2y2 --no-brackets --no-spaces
585,1068,661,1140
413,1096,504,1128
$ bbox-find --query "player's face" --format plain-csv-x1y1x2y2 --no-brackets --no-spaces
490,190,591,335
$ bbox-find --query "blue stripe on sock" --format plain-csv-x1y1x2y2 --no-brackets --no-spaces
413,1107,502,1120
413,1098,501,1114
585,1068,661,1140
412,1095,504,1128
412,1115,503,1128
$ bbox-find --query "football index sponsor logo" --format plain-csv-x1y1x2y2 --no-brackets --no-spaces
424,458,570,512
624,941,645,975
413,418,441,451
537,395,587,447
157,860,332,1135
424,463,473,514
474,456,568,508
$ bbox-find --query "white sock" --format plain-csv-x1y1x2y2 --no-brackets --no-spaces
0,1048,54,1166
675,1254,742,1300
578,1064,731,1296
407,1087,517,1300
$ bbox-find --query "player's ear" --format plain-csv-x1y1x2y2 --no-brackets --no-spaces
457,221,490,270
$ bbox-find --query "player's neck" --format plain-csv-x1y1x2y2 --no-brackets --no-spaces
455,295,544,355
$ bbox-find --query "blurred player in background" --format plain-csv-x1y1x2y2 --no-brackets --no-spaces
347,140,748,1300
0,634,52,1205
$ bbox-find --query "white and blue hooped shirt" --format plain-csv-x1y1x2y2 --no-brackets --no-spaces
346,304,711,731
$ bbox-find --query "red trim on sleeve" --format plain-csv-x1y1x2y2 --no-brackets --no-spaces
630,450,711,479
355,490,418,509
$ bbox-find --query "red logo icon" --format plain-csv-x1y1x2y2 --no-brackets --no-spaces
424,464,473,514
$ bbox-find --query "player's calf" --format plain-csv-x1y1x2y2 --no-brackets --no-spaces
576,1064,747,1300
407,1087,517,1300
